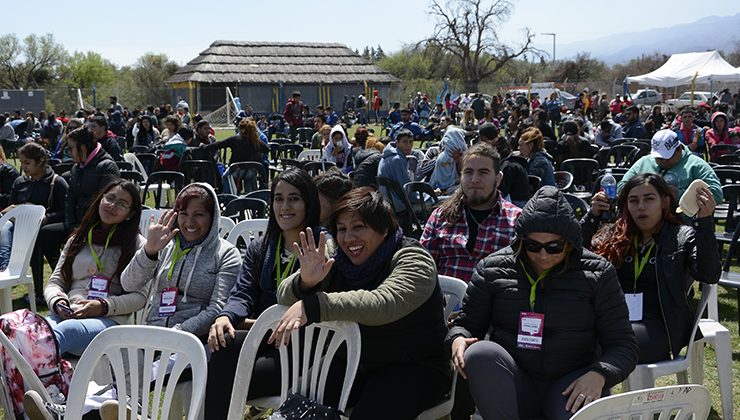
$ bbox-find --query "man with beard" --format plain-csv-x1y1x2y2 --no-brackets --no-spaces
421,142,521,284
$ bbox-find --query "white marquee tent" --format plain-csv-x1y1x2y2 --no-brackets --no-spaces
626,50,740,87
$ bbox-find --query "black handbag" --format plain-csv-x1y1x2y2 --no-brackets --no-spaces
269,393,343,420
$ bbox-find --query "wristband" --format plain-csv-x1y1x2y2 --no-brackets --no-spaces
97,298,109,316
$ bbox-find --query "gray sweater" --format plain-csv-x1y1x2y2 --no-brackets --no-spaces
121,183,242,337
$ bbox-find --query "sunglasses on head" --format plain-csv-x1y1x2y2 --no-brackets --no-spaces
523,238,567,254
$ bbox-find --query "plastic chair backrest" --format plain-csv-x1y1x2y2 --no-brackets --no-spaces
244,189,272,204
439,275,467,320
297,150,321,162
219,216,236,239
528,175,541,197
123,153,149,182
227,219,269,247
180,160,220,188
0,328,53,414
226,162,268,192
134,153,158,175
278,144,303,160
561,158,599,191
223,198,268,221
302,161,336,177
139,209,166,240
64,326,208,420
553,171,573,191
227,305,360,420
606,145,638,167
376,176,422,235
1,205,45,277
563,193,589,220
714,168,740,185
216,194,239,214
51,162,73,176
720,184,740,233
115,161,134,171
120,170,145,185
404,181,439,223
143,171,185,209
570,385,710,420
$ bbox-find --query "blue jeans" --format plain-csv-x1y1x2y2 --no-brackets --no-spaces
46,314,119,356
0,220,13,270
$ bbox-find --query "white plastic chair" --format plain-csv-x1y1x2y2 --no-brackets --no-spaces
219,216,236,239
0,328,54,417
438,275,468,320
227,305,361,420
63,325,208,420
622,284,733,420
297,150,322,162
0,205,45,313
570,384,711,420
227,218,269,247
139,208,166,241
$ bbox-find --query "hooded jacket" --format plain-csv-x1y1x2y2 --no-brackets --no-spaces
447,186,637,387
704,112,731,147
323,125,352,169
377,142,411,210
121,183,242,337
429,127,467,193
9,166,68,224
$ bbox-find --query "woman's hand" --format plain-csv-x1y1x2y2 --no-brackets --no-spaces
208,316,235,352
695,186,716,219
451,336,478,379
563,370,606,414
268,301,307,348
293,227,334,290
589,191,610,217
144,210,179,256
54,300,73,320
72,299,104,318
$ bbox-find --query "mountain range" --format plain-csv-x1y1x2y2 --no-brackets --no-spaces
552,13,740,64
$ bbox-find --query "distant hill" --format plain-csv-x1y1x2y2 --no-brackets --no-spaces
554,13,740,64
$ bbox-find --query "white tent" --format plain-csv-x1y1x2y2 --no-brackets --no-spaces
626,50,740,87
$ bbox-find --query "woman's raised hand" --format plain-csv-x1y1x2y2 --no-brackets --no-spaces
695,186,716,219
144,210,179,256
293,227,334,290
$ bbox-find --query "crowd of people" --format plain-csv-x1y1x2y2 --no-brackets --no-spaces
0,83,733,420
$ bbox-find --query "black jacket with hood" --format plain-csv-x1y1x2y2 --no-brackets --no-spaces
581,214,721,358
447,186,637,387
9,166,68,225
64,147,120,230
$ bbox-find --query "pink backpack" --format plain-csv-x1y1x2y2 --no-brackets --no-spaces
0,309,73,418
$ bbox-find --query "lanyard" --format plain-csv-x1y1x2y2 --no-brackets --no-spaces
87,223,117,273
633,238,655,292
168,236,192,281
275,234,297,287
519,261,551,311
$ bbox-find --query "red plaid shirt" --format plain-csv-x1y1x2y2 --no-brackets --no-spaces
421,195,521,283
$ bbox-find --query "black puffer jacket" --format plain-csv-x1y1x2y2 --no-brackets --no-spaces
447,186,637,387
582,214,720,358
0,162,20,209
64,149,120,230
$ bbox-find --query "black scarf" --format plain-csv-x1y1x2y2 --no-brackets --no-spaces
333,228,403,290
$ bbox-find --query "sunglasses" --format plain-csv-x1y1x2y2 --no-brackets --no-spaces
523,238,567,254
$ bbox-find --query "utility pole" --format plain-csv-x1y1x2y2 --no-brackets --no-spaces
542,33,556,62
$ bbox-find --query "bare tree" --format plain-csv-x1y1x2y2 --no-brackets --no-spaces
425,0,537,92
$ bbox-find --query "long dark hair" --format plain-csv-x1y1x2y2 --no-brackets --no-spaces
591,173,681,267
61,180,143,287
262,168,321,255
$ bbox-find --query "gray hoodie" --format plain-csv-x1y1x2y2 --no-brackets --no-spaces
121,182,242,337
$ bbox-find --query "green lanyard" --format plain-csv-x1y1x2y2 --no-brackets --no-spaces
168,236,192,281
275,234,297,287
519,261,552,311
632,238,655,292
87,223,117,273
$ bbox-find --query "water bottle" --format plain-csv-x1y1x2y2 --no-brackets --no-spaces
600,168,617,222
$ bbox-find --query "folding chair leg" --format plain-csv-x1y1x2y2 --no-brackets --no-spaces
676,370,689,385
28,284,37,313
713,330,734,420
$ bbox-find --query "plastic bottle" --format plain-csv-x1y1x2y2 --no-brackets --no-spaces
600,168,617,222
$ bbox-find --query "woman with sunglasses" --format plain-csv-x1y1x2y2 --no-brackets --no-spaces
584,173,720,364
44,180,145,356
448,186,637,420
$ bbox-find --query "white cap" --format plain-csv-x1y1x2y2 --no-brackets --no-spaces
650,129,681,160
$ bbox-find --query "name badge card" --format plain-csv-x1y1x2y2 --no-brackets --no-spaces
517,312,545,350
625,293,643,322
87,275,110,299
159,287,178,317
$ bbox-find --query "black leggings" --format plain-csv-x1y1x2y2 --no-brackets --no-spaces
632,318,671,363
205,330,451,420
464,341,609,420
33,222,69,296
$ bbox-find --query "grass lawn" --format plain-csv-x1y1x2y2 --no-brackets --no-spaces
0,127,737,418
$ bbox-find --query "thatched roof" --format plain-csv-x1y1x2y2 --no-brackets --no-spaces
166,41,400,85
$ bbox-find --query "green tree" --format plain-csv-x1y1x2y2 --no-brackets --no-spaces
0,33,67,89
127,53,179,106
424,0,538,92
63,51,117,89
374,45,386,61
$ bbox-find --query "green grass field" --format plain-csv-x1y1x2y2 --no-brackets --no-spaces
0,126,737,418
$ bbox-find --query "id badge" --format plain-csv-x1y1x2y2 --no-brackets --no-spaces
625,293,643,322
87,275,110,299
517,312,545,350
159,287,178,317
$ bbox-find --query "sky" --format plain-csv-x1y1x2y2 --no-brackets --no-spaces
5,0,739,67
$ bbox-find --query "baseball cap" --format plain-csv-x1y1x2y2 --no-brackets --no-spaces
650,129,681,159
